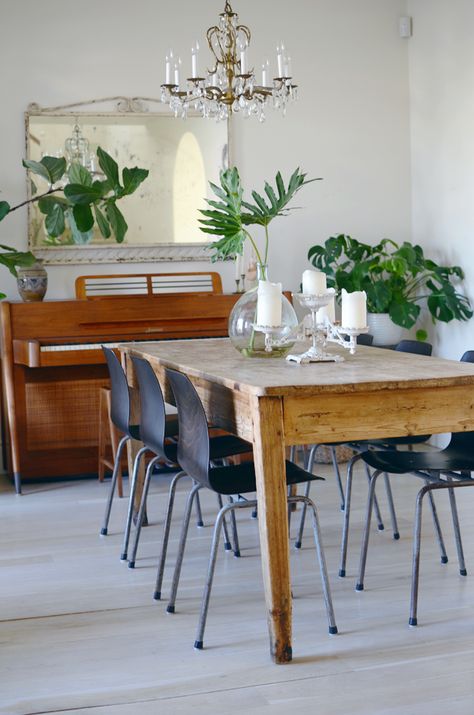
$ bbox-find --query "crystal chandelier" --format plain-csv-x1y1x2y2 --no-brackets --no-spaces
160,1,297,122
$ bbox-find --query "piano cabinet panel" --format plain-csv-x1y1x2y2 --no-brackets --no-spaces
13,364,110,479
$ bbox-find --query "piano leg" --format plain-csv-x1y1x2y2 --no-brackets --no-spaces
14,471,21,495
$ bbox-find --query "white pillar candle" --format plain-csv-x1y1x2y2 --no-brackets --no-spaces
240,49,247,75
261,60,269,86
174,58,181,86
341,289,367,329
302,269,326,295
191,44,199,77
316,297,335,324
257,280,282,327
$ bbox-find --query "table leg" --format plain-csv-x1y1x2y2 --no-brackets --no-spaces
251,395,292,664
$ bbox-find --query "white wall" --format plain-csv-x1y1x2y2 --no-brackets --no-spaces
408,0,474,358
0,0,411,299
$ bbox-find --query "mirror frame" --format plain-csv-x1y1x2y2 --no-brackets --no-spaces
25,97,231,265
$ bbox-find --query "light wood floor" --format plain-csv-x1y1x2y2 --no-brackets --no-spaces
2,461,474,715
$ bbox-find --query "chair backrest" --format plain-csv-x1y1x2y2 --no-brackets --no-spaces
395,339,432,356
131,356,168,458
165,368,211,489
102,346,132,435
76,272,223,299
445,350,474,451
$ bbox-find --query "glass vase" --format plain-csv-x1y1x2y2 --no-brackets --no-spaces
228,264,298,358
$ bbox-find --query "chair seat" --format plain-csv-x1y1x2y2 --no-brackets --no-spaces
162,433,251,466
362,446,474,474
209,459,324,496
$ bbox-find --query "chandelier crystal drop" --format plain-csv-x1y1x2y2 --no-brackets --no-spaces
160,1,297,121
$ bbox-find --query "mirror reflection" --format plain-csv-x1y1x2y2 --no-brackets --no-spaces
26,112,228,250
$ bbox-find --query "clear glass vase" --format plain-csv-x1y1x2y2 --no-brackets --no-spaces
228,264,298,357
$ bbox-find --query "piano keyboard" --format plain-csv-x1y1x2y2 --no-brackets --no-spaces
41,342,126,352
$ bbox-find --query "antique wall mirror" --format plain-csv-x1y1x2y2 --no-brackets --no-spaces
26,97,229,264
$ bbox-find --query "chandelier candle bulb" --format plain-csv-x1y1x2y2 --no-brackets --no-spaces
191,43,199,77
257,281,282,327
341,289,367,329
261,61,269,86
165,55,172,84
277,44,285,77
302,269,327,295
174,58,181,86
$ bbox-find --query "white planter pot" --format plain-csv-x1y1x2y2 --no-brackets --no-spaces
367,313,405,346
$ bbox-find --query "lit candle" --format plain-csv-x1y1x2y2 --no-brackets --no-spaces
257,280,282,327
191,41,199,77
302,269,326,295
316,297,336,324
341,289,367,329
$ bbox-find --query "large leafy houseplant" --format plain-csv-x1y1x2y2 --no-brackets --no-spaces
0,149,148,298
308,234,472,340
199,166,318,272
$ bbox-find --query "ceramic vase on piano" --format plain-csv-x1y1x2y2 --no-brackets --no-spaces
228,263,298,357
16,259,48,302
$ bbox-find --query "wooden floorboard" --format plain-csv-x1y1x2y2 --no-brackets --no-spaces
1,462,474,714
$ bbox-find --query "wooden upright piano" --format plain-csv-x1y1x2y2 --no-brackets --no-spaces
0,291,240,492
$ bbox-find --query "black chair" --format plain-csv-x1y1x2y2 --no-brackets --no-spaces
99,346,178,538
351,349,474,626
295,339,433,550
162,367,337,650
127,357,253,573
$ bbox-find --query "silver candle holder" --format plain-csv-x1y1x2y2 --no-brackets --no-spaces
286,291,369,364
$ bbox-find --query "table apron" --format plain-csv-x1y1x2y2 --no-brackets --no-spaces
283,384,474,445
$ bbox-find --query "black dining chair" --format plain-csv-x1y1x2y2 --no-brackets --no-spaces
126,356,253,571
99,346,179,538
162,367,337,650
350,349,474,626
295,339,433,550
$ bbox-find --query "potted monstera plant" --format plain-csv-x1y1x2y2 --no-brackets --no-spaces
0,149,148,299
308,234,472,343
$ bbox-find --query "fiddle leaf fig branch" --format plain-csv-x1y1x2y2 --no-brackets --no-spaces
1,150,149,244
199,166,319,266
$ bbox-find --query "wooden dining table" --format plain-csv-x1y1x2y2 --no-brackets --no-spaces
121,337,474,664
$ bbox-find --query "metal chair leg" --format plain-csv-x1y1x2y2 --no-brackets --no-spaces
295,443,318,549
447,477,467,575
409,484,429,626
356,470,383,591
426,482,448,564
339,454,361,577
166,484,202,613
383,472,400,540
217,493,233,551
364,463,385,531
290,495,338,635
128,455,161,568
194,500,244,649
195,491,204,528
330,446,345,511
228,496,241,557
100,435,129,536
153,470,187,600
120,446,148,561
